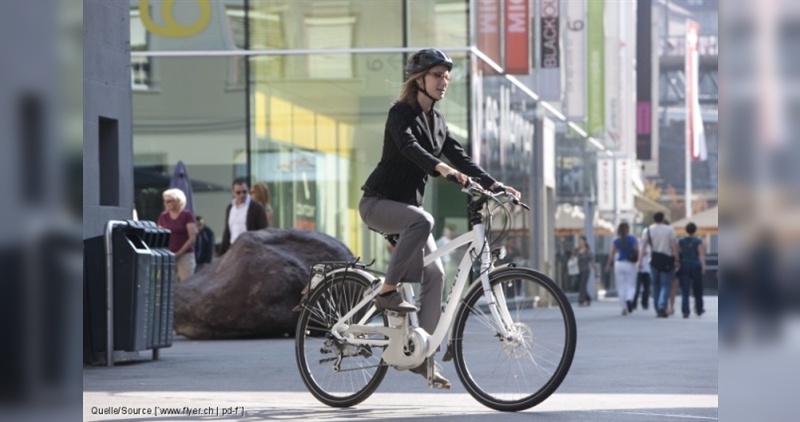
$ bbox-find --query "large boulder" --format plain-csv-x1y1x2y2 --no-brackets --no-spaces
174,228,354,339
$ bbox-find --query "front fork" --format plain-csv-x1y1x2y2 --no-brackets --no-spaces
479,249,516,338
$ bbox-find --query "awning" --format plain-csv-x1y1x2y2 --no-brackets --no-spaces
555,204,615,236
634,194,672,218
671,206,718,235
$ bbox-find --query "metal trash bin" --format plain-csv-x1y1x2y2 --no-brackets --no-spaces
112,222,152,352
83,220,175,365
140,221,175,348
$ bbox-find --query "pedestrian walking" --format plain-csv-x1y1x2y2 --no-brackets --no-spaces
640,212,680,318
219,178,268,255
633,228,652,310
250,181,274,227
157,188,197,282
575,235,599,307
194,215,215,271
678,222,706,318
605,222,638,315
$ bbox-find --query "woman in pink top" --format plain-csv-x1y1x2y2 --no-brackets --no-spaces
157,188,197,282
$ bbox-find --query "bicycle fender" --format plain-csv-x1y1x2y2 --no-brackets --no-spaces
324,267,380,286
292,266,379,313
488,265,551,281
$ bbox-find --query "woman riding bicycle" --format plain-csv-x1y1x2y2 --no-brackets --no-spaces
358,48,520,386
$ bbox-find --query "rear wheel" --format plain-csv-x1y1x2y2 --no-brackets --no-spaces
295,272,388,407
452,268,577,411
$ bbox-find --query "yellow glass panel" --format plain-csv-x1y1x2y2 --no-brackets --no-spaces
316,115,337,153
269,96,292,143
293,105,315,150
338,123,353,155
254,91,267,138
349,208,361,256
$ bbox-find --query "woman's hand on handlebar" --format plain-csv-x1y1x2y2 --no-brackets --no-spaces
490,182,521,199
505,186,521,199
437,163,468,185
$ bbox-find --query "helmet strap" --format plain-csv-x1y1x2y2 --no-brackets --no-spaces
418,79,439,104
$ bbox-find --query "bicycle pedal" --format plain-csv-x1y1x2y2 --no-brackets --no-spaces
385,310,406,318
430,381,451,390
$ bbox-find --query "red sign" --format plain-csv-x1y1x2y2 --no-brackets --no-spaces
504,0,529,74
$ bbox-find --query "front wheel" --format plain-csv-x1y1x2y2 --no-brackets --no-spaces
295,272,388,408
452,268,577,412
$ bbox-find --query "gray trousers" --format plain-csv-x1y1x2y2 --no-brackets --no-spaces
359,197,445,335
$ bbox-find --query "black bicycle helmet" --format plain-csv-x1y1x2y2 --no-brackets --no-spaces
404,48,453,80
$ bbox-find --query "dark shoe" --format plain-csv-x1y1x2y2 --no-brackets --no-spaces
657,310,668,318
410,359,451,389
374,290,418,313
683,314,690,319
642,303,649,310
697,309,705,317
626,301,634,313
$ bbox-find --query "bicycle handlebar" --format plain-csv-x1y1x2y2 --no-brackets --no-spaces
445,174,530,210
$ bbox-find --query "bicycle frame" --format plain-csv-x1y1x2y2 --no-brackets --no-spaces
330,219,516,364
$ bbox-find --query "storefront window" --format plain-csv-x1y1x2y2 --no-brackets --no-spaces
130,0,246,51
251,51,470,267
130,1,473,267
408,0,469,48
132,56,247,239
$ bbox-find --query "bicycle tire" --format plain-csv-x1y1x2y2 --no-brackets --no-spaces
452,268,577,412
295,271,388,408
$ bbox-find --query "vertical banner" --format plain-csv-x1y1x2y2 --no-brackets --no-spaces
686,20,707,161
636,0,653,160
603,0,620,150
564,0,586,121
597,158,614,212
615,158,633,212
538,0,560,98
620,0,636,157
587,0,604,138
477,0,502,72
504,0,530,74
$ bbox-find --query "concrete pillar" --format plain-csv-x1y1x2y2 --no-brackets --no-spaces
84,0,135,239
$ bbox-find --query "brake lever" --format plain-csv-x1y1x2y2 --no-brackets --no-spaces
504,192,531,210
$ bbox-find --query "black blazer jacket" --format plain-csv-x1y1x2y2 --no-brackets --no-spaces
219,200,268,255
362,101,496,206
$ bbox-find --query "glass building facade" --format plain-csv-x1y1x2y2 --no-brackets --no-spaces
129,0,603,279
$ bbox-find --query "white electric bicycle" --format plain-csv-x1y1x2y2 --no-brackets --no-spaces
294,178,576,412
